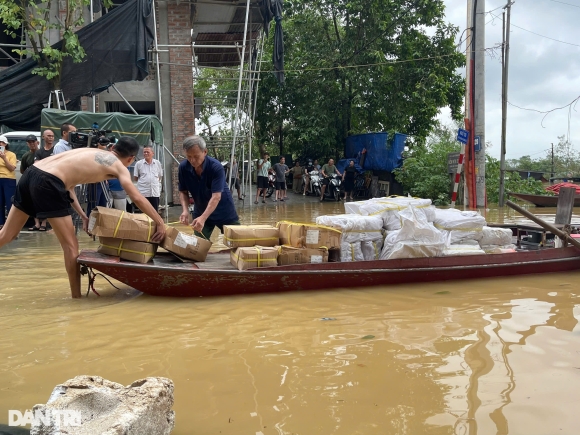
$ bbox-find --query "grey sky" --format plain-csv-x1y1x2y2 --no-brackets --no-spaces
440,0,580,161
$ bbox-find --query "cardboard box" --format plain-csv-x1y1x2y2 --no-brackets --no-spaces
277,246,329,265
230,246,279,270
97,237,157,263
223,225,279,248
161,226,212,262
277,221,341,249
88,207,157,243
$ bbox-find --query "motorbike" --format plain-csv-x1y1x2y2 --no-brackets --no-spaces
321,173,342,201
266,172,276,198
308,170,322,197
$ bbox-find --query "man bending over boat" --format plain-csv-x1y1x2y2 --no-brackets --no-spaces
178,135,240,238
0,137,166,298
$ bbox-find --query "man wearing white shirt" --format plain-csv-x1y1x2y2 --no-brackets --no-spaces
133,145,163,213
52,123,77,155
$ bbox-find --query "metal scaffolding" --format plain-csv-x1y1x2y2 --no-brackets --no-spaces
153,0,267,208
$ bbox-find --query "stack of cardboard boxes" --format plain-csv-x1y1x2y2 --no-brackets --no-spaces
225,222,341,270
88,207,212,263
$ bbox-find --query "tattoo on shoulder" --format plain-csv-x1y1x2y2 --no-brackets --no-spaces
94,152,118,167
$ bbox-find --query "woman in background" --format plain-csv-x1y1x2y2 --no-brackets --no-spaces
0,135,17,230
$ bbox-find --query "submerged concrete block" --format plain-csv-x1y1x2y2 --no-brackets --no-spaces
30,375,175,435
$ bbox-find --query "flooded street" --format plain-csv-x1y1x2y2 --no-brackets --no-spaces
1,199,580,434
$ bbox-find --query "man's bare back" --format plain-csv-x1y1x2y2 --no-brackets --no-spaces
35,148,129,189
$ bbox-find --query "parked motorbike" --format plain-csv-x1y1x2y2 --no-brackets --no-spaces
321,173,342,201
266,172,276,198
309,170,322,197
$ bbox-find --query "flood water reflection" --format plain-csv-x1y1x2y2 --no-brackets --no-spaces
1,201,580,434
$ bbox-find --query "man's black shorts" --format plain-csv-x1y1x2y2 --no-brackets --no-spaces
275,181,286,190
257,176,269,189
322,177,331,186
13,166,74,219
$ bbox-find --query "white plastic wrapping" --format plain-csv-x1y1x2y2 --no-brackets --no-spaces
315,214,383,243
479,226,513,246
433,208,486,243
344,196,435,230
340,241,364,262
361,239,384,261
442,244,486,257
380,205,446,260
480,244,517,254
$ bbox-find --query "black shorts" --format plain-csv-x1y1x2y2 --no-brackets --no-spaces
257,176,269,189
13,166,74,219
322,177,331,186
275,181,286,190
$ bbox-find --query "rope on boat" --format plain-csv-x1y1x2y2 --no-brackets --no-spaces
80,264,121,297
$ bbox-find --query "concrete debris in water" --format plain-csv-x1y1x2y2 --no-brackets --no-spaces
30,375,175,435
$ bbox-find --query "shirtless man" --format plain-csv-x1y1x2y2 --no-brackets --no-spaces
0,136,165,298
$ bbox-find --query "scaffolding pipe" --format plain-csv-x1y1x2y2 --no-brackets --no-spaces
90,0,95,113
152,0,169,220
228,0,251,192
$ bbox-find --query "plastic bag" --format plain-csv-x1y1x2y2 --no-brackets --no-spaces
340,241,364,262
316,214,383,243
479,226,513,246
361,239,384,261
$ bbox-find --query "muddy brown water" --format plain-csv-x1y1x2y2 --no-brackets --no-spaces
1,199,580,434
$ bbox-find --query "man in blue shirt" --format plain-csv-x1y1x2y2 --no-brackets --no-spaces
178,135,240,239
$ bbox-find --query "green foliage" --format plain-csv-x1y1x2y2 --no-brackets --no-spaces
486,154,547,204
394,124,460,205
506,135,580,179
395,125,548,206
0,0,112,89
255,0,465,159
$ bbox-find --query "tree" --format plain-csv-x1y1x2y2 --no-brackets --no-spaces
255,0,465,159
0,0,111,90
485,155,546,203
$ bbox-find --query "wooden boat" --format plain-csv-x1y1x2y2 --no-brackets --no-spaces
77,246,580,297
509,192,580,207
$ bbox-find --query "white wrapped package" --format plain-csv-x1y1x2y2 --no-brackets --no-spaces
316,214,383,243
481,244,517,254
479,226,513,246
361,239,384,261
355,197,434,230
340,241,364,262
433,208,486,243
379,205,446,260
442,244,486,257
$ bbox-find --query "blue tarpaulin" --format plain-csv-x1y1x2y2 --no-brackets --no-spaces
345,132,406,172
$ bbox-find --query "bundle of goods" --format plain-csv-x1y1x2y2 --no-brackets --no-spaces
223,225,279,248
432,208,486,244
315,214,383,261
442,239,486,257
277,221,341,249
478,226,515,253
90,207,211,263
97,237,158,264
230,246,279,270
161,226,212,262
89,206,158,243
380,205,446,260
278,246,329,265
345,196,435,231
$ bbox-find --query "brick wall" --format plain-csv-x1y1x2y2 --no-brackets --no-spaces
167,2,195,203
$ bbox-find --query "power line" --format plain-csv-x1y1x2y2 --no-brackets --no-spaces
550,0,580,9
489,11,580,48
507,95,580,127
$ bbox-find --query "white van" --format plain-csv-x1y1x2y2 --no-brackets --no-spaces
3,131,41,182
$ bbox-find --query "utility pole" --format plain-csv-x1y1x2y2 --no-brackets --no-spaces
474,0,486,207
498,1,513,207
551,143,554,184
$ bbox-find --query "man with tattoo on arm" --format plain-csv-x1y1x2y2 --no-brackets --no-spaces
0,136,165,298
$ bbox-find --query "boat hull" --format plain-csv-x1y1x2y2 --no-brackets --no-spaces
78,247,580,297
509,192,580,207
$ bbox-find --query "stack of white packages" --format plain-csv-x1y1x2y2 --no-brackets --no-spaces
345,196,436,231
442,239,486,256
478,226,516,253
433,208,486,244
380,205,446,260
316,214,383,261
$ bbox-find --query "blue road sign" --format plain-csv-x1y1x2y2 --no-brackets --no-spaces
457,128,469,144
474,136,481,152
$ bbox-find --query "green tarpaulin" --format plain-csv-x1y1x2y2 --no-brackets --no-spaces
41,109,163,146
